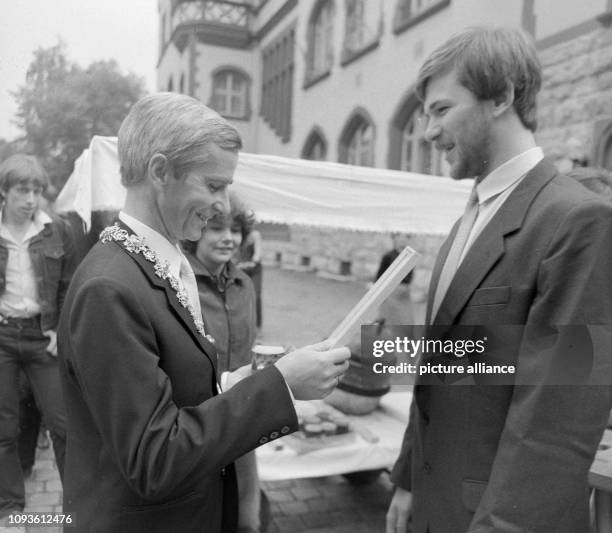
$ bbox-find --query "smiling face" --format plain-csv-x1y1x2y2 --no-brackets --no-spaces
157,143,238,243
422,68,494,181
195,216,243,275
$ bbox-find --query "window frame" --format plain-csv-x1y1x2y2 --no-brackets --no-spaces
304,0,335,88
393,0,451,36
209,66,252,121
338,107,376,167
301,126,328,161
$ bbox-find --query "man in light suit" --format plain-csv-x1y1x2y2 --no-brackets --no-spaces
57,93,350,533
386,27,612,533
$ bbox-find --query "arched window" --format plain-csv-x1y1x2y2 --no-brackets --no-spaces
210,68,250,119
344,0,365,53
306,0,334,81
302,127,328,160
388,90,447,175
339,109,375,167
401,107,445,174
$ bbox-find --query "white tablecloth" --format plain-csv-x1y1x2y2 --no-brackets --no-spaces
256,390,412,480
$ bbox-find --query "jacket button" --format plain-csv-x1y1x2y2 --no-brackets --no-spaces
270,431,279,439
221,467,226,476
259,436,269,444
423,462,432,475
281,426,290,434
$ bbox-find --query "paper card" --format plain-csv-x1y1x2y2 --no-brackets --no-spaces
327,246,419,348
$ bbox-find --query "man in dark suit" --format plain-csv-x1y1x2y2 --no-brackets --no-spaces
386,27,612,533
57,93,350,533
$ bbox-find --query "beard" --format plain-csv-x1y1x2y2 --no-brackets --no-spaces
449,108,493,181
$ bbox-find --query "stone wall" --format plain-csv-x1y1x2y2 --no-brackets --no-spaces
537,25,612,163
259,224,446,303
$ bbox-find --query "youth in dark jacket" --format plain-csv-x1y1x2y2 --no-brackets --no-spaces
0,154,75,519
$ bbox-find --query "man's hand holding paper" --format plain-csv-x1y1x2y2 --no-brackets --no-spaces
275,340,350,400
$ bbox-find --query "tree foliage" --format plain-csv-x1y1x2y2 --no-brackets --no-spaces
12,42,146,192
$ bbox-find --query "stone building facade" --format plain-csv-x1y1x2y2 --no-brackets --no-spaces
537,12,612,169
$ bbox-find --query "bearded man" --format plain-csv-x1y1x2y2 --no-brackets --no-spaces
386,26,612,533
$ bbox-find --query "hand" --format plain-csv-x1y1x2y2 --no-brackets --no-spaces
43,330,58,357
224,364,253,389
274,340,350,400
386,486,412,533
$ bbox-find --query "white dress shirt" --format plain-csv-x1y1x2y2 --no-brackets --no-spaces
0,209,52,318
458,147,544,265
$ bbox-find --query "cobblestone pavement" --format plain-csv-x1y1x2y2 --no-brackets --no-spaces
0,444,394,533
0,445,63,533
1,266,413,532
263,474,393,533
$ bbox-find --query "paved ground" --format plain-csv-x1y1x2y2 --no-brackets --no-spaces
1,266,417,532
258,266,369,347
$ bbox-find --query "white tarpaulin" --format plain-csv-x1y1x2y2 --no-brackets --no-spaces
55,135,471,234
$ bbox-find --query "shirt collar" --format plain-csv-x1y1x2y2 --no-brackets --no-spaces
0,208,52,242
186,249,239,283
118,211,183,279
476,147,544,204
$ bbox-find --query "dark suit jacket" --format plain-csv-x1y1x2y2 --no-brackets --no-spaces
58,223,298,533
391,159,612,533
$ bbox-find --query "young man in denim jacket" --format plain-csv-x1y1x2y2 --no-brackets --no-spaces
0,154,76,520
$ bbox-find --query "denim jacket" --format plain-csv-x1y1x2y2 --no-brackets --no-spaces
0,214,76,331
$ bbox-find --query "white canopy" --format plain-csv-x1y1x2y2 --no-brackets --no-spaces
55,135,471,234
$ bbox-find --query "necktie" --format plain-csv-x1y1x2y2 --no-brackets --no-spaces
179,254,202,320
430,187,480,322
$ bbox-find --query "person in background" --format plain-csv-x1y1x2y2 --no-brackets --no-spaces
182,192,263,532
375,232,415,326
0,154,75,520
237,221,263,329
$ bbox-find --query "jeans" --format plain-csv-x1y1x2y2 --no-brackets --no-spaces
0,321,66,515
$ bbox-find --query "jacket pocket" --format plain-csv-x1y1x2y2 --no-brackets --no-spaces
462,478,487,512
42,246,65,260
467,286,511,307
41,246,65,282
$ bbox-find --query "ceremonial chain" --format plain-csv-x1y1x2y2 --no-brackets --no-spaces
100,224,214,343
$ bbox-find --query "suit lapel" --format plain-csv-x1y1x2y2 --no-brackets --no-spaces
431,159,558,325
109,221,219,373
